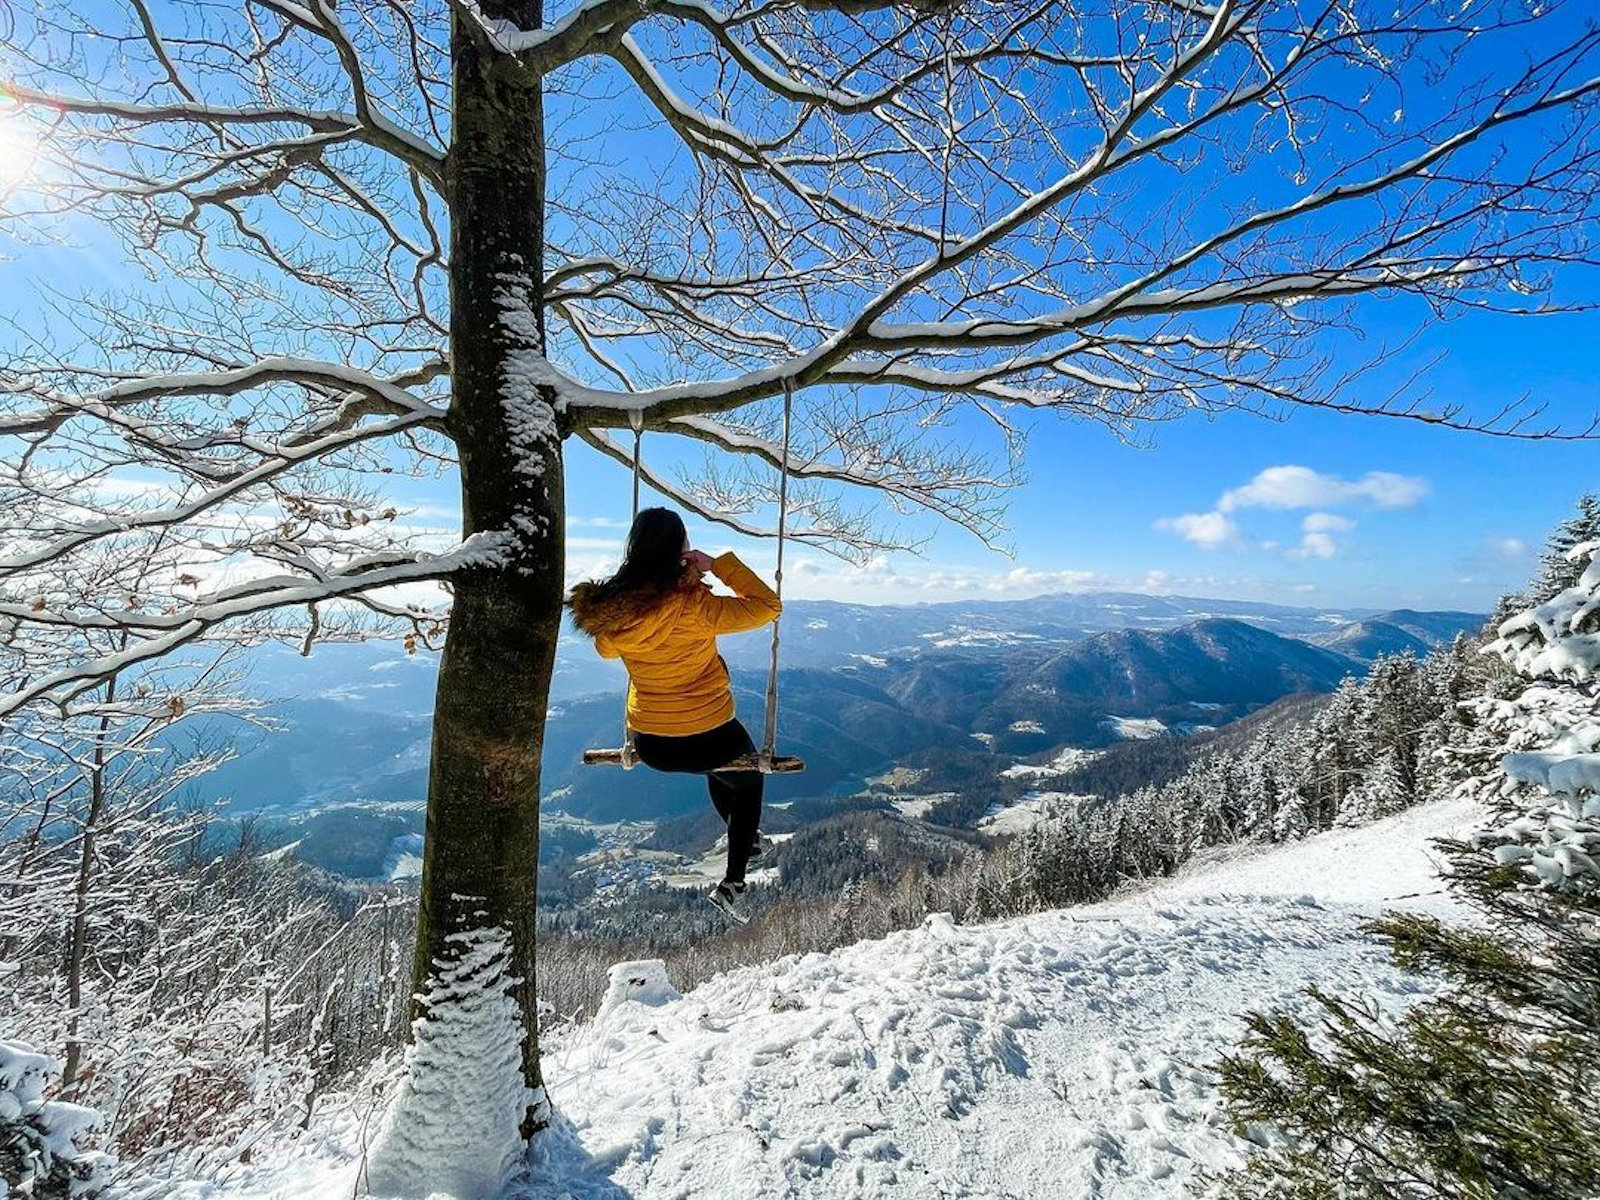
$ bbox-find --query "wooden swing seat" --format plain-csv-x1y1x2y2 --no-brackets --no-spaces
582,747,805,773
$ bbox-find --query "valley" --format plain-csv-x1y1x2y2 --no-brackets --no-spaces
198,592,1484,930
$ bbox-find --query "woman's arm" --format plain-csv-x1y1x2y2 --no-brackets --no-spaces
701,551,781,633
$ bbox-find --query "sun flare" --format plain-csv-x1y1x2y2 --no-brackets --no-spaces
0,116,40,190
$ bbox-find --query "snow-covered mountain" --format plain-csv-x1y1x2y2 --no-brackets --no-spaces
187,597,1482,819
714,590,1460,671
199,795,1482,1200
1308,607,1483,663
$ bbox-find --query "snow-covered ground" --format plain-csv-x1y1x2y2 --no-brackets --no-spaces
1104,715,1168,740
888,793,957,819
977,789,1090,835
1000,746,1099,780
662,833,789,890
1153,797,1477,910
191,797,1481,1200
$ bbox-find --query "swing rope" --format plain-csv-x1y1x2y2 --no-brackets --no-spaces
759,381,792,767
618,408,644,769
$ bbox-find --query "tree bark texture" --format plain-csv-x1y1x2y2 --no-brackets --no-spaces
413,0,560,1136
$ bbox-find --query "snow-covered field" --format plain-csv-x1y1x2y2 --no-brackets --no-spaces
977,789,1089,835
1000,746,1099,780
1104,715,1169,740
198,797,1480,1200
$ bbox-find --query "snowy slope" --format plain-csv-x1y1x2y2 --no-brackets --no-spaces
1154,796,1477,910
195,797,1480,1200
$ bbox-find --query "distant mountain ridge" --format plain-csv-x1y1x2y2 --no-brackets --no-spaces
1036,618,1355,706
185,593,1487,819
715,589,1398,671
1308,608,1484,663
882,617,1360,755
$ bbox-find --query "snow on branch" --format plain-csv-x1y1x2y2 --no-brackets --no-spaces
546,0,1597,445
452,0,956,71
0,533,507,717
577,425,915,558
1,358,445,444
1494,542,1600,685
667,408,1010,547
3,83,446,186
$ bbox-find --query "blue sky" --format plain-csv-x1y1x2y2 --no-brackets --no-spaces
501,7,1600,614
2,4,1595,616
553,290,1596,612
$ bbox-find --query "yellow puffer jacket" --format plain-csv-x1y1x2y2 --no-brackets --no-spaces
567,552,781,737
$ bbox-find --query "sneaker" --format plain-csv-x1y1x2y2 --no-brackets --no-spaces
747,833,774,860
707,882,749,924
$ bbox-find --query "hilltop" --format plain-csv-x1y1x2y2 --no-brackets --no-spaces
203,795,1480,1199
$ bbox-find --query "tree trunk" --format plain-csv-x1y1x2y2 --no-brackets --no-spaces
367,2,563,1191
62,677,115,1092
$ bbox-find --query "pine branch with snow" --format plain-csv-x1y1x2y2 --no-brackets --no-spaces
1219,523,1600,1199
1462,539,1600,897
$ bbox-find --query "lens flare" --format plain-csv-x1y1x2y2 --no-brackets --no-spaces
0,117,40,191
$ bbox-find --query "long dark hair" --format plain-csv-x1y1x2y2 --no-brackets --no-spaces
576,507,690,606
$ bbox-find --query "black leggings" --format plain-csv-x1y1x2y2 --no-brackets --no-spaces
632,718,763,886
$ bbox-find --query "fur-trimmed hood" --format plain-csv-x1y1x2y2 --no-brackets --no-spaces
567,551,781,736
567,572,701,642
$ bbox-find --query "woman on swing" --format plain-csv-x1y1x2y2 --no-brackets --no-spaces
569,507,779,919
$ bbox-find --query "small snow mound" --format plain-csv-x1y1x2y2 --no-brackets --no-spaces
597,960,681,1028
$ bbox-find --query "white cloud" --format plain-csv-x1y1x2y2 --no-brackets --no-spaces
1154,511,1241,549
983,566,1105,593
1452,532,1538,595
1160,466,1424,559
1489,536,1528,558
1217,465,1429,513
780,556,1110,601
1301,512,1356,534
565,552,620,586
1290,532,1338,560
1288,511,1357,560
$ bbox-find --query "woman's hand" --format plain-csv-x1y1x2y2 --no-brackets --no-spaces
682,549,716,574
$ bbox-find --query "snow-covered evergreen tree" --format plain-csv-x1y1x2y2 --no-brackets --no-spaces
1338,748,1410,826
1463,537,1600,895
1268,724,1321,842
1528,494,1600,606
1236,736,1280,839
0,1039,110,1199
1305,677,1370,829
1220,538,1600,1199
